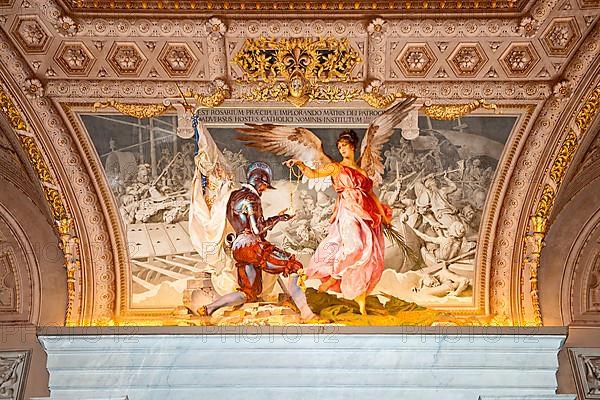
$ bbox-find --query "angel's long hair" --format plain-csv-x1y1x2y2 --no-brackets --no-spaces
336,129,359,150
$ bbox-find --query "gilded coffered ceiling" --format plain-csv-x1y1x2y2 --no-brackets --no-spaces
0,0,598,326
0,0,596,99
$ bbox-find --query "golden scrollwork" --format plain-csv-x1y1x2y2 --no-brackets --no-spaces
523,183,556,327
192,86,231,109
233,36,361,84
93,100,172,119
533,184,555,224
1,83,78,326
549,130,578,185
95,85,231,118
241,80,414,108
56,217,80,326
17,135,55,184
235,36,367,108
241,83,291,103
361,91,407,109
524,83,600,327
0,85,28,130
44,186,69,221
576,83,600,131
421,100,498,120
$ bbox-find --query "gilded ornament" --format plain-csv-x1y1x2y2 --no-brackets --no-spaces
192,85,230,109
93,100,172,119
233,36,361,84
240,82,291,104
1,83,78,326
241,78,412,108
65,0,516,12
549,130,577,185
361,91,406,109
240,81,369,108
576,83,600,131
56,217,73,237
523,183,556,327
44,186,69,221
0,85,27,130
523,83,600,326
17,135,55,184
421,100,498,120
533,184,555,223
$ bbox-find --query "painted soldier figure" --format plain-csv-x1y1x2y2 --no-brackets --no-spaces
198,161,315,321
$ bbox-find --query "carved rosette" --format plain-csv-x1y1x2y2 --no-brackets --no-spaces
448,43,488,77
158,43,198,78
500,43,540,77
54,42,95,76
395,44,437,78
10,15,53,54
107,42,147,77
541,17,581,57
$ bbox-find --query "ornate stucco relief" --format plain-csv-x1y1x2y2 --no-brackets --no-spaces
0,0,597,325
491,21,600,325
0,29,116,325
570,348,600,399
0,350,29,400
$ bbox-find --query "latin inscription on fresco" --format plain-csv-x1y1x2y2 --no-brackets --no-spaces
197,108,384,125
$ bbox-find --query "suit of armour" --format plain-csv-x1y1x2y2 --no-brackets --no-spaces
227,184,302,301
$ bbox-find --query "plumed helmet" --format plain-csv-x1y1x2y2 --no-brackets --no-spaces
246,161,275,189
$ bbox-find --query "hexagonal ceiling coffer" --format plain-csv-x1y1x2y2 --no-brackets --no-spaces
107,42,147,76
158,43,198,78
500,43,540,77
11,15,53,54
395,43,437,77
541,17,581,57
448,43,488,77
54,42,95,76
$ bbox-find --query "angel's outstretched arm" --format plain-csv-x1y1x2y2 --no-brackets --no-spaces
285,159,340,179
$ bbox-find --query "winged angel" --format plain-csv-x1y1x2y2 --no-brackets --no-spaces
237,97,416,315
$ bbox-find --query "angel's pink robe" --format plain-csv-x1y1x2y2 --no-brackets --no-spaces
306,165,385,300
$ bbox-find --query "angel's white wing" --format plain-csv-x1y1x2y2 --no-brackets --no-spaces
359,97,417,187
237,123,334,191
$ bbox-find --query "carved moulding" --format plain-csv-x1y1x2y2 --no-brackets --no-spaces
59,0,530,14
490,23,600,327
44,79,553,101
0,26,117,326
93,80,231,118
522,81,600,326
0,84,81,325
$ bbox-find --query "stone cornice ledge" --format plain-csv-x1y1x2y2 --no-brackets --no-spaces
37,325,568,336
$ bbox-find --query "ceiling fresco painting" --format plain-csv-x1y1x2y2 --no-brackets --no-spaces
80,105,520,326
0,0,598,326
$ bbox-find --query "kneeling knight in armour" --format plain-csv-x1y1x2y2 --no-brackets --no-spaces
199,161,315,321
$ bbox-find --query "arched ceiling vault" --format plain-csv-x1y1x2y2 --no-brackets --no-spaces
0,0,598,326
539,117,600,327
